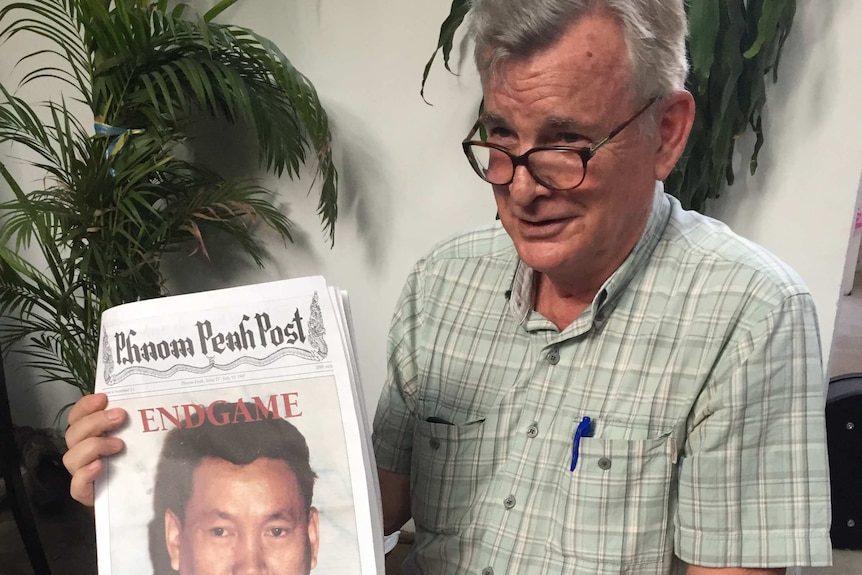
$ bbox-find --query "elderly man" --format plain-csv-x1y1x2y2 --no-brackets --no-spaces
65,1,831,574
373,1,831,575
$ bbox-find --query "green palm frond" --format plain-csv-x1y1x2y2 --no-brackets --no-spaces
0,244,97,390
0,0,339,395
87,11,339,239
0,0,91,101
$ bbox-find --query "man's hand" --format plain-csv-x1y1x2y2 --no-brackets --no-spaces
62,393,127,506
378,468,411,535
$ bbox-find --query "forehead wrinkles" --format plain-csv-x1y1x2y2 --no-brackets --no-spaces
486,70,569,114
483,11,635,117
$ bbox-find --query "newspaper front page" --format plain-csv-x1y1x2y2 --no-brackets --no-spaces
93,276,383,575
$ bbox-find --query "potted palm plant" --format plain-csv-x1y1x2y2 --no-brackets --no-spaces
0,0,339,398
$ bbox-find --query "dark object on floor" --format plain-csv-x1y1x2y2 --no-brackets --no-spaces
14,426,71,514
385,530,414,575
827,372,862,550
0,350,52,574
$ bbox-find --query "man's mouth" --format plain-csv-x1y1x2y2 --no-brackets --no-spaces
516,216,574,237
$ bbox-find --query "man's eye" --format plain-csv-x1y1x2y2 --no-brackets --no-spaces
268,527,286,537
487,127,513,142
559,133,589,145
209,527,228,537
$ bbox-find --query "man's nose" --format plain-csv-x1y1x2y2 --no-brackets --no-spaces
507,163,551,206
233,533,267,575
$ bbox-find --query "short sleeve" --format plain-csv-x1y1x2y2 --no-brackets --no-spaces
675,291,832,567
372,263,426,474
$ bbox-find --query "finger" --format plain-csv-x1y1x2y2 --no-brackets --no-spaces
69,459,103,507
65,406,127,450
62,435,124,476
67,393,109,426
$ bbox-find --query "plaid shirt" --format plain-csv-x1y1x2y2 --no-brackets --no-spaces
373,186,832,575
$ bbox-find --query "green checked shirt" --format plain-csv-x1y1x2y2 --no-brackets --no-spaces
372,184,832,575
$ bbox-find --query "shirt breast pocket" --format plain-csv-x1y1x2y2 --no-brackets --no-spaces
411,418,487,534
559,434,675,567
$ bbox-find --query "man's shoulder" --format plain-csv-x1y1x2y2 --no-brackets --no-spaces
396,222,516,318
420,221,517,265
403,222,518,300
660,197,809,299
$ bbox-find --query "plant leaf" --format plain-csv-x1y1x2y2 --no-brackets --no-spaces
420,0,471,104
687,0,721,93
203,0,240,23
743,0,787,58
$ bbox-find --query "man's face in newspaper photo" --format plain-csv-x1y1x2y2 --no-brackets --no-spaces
164,456,320,575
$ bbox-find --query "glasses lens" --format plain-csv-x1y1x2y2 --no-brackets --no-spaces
467,144,514,185
530,150,585,190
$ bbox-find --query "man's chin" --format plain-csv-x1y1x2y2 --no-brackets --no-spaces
515,246,580,279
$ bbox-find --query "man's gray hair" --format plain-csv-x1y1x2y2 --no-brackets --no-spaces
470,0,688,100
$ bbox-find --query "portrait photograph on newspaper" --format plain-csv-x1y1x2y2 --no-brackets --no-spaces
92,277,383,575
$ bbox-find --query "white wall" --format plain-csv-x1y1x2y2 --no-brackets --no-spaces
2,0,861,427
707,0,862,376
164,0,494,420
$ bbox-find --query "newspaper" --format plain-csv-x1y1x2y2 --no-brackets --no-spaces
93,276,384,575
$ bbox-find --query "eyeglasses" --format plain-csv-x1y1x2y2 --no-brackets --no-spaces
461,96,659,191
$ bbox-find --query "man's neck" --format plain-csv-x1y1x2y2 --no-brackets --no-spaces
533,272,601,330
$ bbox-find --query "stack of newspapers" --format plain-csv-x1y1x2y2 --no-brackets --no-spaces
93,276,384,575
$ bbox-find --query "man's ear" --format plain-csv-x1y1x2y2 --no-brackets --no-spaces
165,509,183,571
307,507,320,570
653,90,695,181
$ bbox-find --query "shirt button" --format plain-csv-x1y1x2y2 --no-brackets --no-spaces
429,438,441,450
546,347,560,365
482,568,494,575
526,424,539,438
598,457,612,470
503,495,516,509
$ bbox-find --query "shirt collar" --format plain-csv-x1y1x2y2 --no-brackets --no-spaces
507,182,671,327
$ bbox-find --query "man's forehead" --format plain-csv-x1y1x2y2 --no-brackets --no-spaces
478,108,601,134
187,457,303,501
189,505,301,523
478,9,634,103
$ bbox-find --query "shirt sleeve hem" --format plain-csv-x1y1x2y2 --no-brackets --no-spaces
675,526,833,568
372,436,412,475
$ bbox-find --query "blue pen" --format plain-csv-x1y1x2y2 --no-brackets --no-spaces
570,416,593,471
